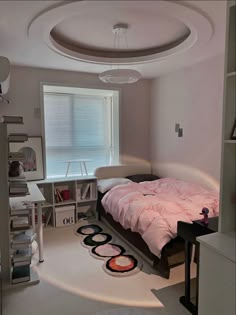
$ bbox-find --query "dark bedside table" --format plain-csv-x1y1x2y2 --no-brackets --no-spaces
177,217,218,315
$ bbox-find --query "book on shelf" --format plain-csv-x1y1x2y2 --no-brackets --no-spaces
12,249,32,267
9,185,29,195
12,265,30,284
9,181,27,188
8,133,28,142
13,248,32,263
10,200,33,216
1,115,23,124
12,230,36,248
81,183,90,200
12,233,31,244
8,174,26,182
11,216,30,230
11,208,30,216
13,260,31,267
13,256,31,267
8,151,25,161
11,243,31,250
54,188,63,203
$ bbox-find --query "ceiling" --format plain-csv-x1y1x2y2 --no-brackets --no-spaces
0,0,227,78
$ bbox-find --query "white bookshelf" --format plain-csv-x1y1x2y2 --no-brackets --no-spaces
198,3,236,315
219,1,236,233
34,176,97,227
0,121,41,287
0,123,11,282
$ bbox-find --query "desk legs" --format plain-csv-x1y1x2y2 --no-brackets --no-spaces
185,240,191,301
179,241,197,314
195,244,200,310
37,202,44,263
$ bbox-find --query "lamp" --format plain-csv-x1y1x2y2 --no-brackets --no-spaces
99,24,142,84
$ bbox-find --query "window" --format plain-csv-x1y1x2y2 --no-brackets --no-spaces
42,85,119,178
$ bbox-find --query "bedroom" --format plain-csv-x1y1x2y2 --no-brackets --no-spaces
0,1,235,315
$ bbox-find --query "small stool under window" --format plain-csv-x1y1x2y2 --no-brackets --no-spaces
61,159,91,176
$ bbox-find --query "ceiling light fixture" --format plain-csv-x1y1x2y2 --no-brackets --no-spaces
99,24,142,84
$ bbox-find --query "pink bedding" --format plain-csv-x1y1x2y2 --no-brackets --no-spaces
101,178,219,258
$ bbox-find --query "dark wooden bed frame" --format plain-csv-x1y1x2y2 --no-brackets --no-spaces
97,191,185,279
94,163,219,278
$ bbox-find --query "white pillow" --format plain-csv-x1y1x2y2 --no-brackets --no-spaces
97,178,132,193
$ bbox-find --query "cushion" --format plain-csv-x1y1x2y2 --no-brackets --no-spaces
97,178,132,193
126,174,160,183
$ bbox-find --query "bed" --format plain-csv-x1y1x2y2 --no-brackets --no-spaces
94,164,219,278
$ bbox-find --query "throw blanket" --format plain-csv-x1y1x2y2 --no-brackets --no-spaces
101,178,219,258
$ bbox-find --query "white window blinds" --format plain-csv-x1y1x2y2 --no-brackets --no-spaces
43,89,119,178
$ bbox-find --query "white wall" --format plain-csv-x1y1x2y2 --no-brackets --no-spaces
0,66,150,164
150,55,225,186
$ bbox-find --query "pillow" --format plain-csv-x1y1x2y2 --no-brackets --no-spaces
97,178,132,193
126,174,160,183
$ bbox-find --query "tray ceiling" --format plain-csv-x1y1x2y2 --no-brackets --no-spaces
0,0,227,78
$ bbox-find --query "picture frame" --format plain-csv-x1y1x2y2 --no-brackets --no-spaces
231,120,236,140
9,136,44,181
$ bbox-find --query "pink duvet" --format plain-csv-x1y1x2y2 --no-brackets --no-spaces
101,178,219,258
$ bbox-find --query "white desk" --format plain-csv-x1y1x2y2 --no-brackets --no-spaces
60,159,91,176
9,183,45,263
198,232,236,315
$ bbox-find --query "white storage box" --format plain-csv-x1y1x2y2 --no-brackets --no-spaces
55,205,75,227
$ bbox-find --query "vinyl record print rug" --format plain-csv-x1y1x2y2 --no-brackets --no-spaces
75,223,142,277
103,254,142,277
76,224,103,236
82,233,113,247
90,243,126,260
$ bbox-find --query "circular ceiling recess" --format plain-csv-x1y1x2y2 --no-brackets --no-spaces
28,1,213,65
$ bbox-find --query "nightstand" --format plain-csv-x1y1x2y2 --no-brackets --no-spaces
177,217,218,315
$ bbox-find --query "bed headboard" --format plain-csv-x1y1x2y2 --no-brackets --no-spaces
95,162,220,192
94,163,151,179
152,162,220,191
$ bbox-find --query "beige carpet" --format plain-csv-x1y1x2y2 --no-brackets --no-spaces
2,220,196,315
36,221,194,306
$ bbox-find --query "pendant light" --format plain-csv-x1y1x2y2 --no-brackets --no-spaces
99,24,142,84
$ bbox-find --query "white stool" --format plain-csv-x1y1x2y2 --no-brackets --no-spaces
61,159,91,176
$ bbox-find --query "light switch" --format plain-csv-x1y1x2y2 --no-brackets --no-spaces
175,124,180,132
178,128,183,137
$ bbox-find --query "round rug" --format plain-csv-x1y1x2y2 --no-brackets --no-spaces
83,233,112,247
90,243,125,259
76,224,103,235
103,254,142,277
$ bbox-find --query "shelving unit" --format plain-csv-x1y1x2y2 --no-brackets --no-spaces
0,120,40,287
224,139,236,144
198,2,236,315
34,176,97,228
0,123,11,282
226,71,236,77
219,1,236,233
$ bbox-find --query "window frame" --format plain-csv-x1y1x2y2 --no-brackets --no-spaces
40,82,121,178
